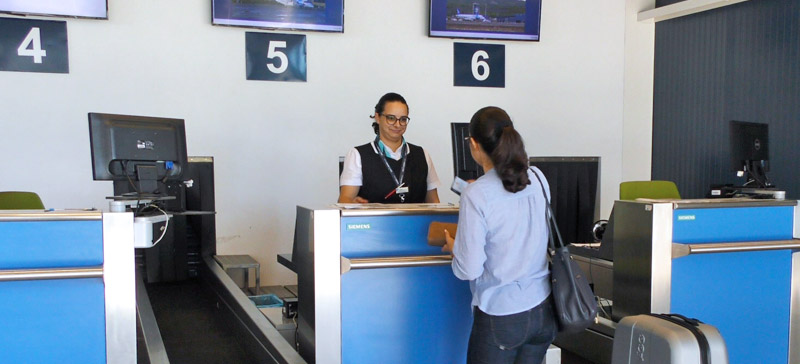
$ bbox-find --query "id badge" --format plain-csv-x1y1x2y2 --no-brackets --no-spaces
396,186,409,194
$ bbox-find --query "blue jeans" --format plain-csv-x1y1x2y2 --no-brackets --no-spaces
467,296,557,364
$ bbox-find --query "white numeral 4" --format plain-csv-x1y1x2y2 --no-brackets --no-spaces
17,27,47,64
267,40,288,74
471,50,490,81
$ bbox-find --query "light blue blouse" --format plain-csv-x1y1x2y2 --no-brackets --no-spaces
451,167,552,316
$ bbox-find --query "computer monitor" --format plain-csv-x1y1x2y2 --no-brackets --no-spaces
729,120,771,188
451,122,483,181
89,112,188,196
529,157,600,245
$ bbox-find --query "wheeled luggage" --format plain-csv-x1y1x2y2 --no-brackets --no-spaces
611,313,728,364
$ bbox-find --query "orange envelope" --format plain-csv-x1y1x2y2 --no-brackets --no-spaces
427,222,458,246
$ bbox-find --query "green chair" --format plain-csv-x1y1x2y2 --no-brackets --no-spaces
619,181,681,201
0,191,45,210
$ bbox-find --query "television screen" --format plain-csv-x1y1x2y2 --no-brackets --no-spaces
429,0,542,41
0,0,107,19
212,0,344,33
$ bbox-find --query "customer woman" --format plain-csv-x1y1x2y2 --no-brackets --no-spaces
442,106,555,364
338,92,440,204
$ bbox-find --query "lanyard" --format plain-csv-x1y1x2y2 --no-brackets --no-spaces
374,136,407,193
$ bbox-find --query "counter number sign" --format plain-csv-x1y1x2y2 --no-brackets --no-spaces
454,43,504,88
246,32,307,82
0,17,69,74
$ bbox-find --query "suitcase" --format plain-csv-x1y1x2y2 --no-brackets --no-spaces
611,313,728,364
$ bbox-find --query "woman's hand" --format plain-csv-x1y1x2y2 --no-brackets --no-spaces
441,229,455,253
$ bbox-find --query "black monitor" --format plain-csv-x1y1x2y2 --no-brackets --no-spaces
89,113,188,196
729,120,771,188
529,157,600,245
451,122,483,181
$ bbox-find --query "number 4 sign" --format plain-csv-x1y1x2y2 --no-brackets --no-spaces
0,17,69,74
453,43,505,88
245,32,307,82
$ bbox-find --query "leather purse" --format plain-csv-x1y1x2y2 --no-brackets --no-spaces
532,169,598,334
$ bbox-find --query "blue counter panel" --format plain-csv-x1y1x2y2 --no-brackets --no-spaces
672,206,793,243
0,278,106,364
0,220,104,269
341,214,458,258
671,250,792,364
341,265,472,364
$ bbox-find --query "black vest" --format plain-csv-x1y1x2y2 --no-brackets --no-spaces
355,142,428,203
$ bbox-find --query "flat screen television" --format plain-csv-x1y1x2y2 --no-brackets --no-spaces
429,0,542,41
0,0,107,19
212,0,344,32
529,157,600,245
89,113,188,196
729,120,771,187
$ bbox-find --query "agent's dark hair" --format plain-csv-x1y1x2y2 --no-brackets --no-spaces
469,106,530,193
371,92,409,135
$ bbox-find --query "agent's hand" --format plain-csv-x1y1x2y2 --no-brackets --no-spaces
441,229,455,253
353,196,369,203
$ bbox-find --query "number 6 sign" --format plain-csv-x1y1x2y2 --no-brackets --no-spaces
454,42,504,88
246,32,307,82
0,17,68,74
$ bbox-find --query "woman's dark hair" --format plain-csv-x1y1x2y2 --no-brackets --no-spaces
371,92,408,135
469,106,530,193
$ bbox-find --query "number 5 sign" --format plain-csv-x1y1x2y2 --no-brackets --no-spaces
453,43,504,88
246,32,307,82
0,17,69,74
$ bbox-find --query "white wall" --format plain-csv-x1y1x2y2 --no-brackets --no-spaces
0,0,647,286
623,0,656,182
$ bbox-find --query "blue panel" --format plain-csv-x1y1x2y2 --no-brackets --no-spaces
342,265,472,364
341,214,458,258
671,250,791,364
672,206,793,243
0,220,104,268
0,278,106,364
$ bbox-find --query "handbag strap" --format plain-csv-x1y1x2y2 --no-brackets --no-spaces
530,168,567,251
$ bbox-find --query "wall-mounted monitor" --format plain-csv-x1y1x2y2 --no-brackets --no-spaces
0,0,107,19
212,0,344,33
429,0,542,41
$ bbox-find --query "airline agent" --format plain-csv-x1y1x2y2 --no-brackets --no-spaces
338,92,440,204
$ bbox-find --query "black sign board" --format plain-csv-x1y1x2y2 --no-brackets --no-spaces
246,32,307,82
453,42,504,88
0,17,68,74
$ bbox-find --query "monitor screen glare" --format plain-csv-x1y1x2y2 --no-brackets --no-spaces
429,0,542,41
212,0,344,32
0,0,107,19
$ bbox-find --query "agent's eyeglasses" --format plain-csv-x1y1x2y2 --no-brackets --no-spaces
381,114,411,126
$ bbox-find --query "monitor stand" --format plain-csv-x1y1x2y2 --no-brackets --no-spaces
742,160,773,188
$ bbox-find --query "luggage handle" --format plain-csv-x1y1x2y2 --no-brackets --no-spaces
649,313,711,364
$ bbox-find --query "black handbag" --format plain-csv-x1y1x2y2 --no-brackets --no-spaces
531,169,598,334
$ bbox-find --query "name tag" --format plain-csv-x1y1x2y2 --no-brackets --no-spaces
396,186,409,194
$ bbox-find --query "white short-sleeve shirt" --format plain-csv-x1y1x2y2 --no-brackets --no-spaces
339,142,440,191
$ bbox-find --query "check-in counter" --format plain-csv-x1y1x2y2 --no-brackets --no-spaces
0,210,136,364
291,204,472,364
611,198,800,364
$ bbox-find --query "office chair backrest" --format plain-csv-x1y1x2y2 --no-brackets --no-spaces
0,191,45,210
619,181,681,201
